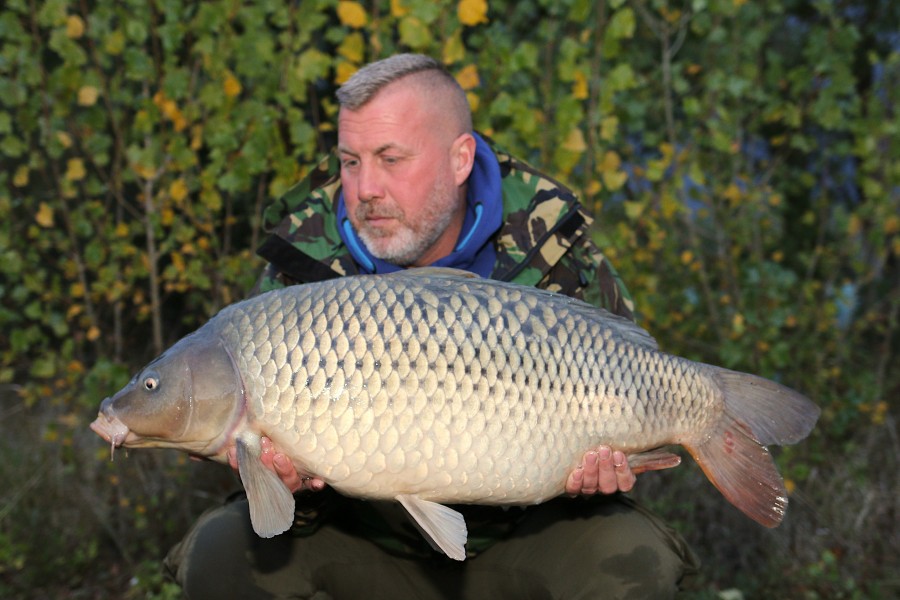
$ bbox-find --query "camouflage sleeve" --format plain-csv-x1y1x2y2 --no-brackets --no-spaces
251,263,288,296
541,228,635,322
251,152,350,295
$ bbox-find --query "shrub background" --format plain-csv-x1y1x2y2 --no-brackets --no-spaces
1,0,897,598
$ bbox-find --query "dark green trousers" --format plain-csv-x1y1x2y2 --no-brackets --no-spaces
165,494,698,600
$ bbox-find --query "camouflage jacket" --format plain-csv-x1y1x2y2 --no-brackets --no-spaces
255,136,633,320
254,135,634,558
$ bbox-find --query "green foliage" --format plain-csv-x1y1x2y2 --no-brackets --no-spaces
1,0,897,597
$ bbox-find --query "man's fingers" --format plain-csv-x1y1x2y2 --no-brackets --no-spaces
595,446,620,494
613,450,636,492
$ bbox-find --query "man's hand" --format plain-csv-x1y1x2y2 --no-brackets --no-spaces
566,446,636,495
226,437,326,494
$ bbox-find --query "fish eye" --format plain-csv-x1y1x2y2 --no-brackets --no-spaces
143,375,160,391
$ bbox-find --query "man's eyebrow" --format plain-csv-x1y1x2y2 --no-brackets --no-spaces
337,143,404,157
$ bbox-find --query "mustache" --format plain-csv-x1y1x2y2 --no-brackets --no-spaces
355,203,404,222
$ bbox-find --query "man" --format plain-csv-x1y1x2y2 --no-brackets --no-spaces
166,54,698,599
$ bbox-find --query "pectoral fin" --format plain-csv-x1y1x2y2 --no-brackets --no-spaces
235,434,295,538
396,494,468,561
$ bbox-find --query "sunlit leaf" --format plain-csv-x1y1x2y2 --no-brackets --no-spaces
66,15,84,38
36,202,54,227
223,72,242,98
561,127,587,153
337,1,368,29
65,158,87,181
169,178,188,203
13,165,29,187
78,85,99,106
391,0,410,17
455,64,479,90
458,0,489,26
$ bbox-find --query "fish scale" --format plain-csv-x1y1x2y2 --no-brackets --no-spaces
91,268,819,560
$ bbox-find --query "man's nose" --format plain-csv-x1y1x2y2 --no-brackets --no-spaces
357,162,383,202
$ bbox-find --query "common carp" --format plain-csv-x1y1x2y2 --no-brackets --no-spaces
90,268,819,560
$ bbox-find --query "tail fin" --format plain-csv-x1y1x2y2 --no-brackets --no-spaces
684,368,820,528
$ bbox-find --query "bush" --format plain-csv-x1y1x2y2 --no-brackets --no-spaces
1,1,897,597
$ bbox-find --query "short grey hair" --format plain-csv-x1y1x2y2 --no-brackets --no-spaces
336,54,473,133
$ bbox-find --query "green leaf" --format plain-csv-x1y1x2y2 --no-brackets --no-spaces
608,6,635,40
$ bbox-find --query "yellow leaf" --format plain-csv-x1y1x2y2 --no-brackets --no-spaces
171,252,185,274
115,222,130,237
78,85,99,106
602,170,627,191
169,178,188,203
391,0,410,17
732,313,745,335
13,165,29,187
57,131,73,148
65,158,86,181
443,31,466,64
561,128,587,153
659,142,675,162
87,326,101,342
458,0,489,26
784,478,795,495
623,200,643,221
466,92,480,113
335,61,358,85
337,1,368,28
600,150,621,172
36,203,54,227
161,207,175,226
191,124,203,150
223,73,242,98
723,182,742,205
661,193,680,219
600,116,619,142
847,213,861,236
455,64,480,90
337,32,365,63
154,91,188,131
66,15,85,39
884,214,899,235
572,71,588,100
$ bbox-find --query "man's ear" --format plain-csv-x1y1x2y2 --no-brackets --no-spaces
451,133,477,186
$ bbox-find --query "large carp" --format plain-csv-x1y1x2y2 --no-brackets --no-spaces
90,268,819,560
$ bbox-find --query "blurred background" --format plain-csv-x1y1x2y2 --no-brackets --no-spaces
1,0,897,597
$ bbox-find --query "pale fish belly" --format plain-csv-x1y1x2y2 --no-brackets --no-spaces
218,273,719,505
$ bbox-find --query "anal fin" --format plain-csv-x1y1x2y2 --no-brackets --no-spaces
626,449,682,474
396,494,468,561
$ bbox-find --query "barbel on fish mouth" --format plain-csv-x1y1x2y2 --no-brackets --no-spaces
90,267,820,560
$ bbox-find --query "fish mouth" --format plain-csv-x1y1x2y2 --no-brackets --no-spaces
90,409,138,460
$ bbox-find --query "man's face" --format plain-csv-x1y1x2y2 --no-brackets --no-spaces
338,83,472,267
